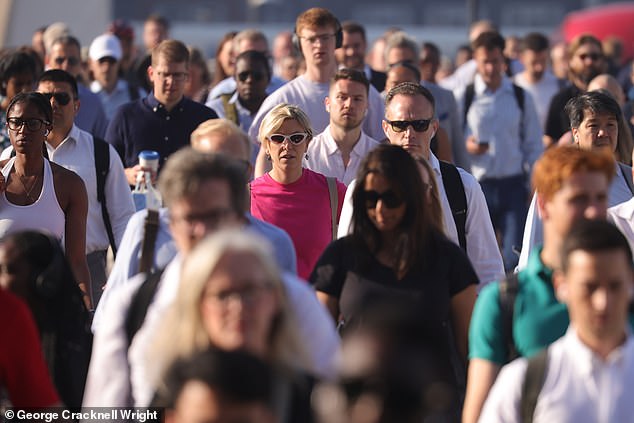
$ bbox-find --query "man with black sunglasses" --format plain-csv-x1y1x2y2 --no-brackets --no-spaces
46,35,109,139
207,50,271,163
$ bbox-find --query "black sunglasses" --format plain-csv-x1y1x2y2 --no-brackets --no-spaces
237,71,265,82
385,119,432,133
41,92,72,106
364,189,404,209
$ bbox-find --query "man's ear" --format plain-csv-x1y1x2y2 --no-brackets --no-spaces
324,96,330,114
147,65,154,81
553,270,568,303
382,119,390,139
571,127,579,144
73,98,81,116
536,193,547,220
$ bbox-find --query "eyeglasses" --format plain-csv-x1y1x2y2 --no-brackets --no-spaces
267,133,309,145
204,284,271,306
364,189,404,209
41,92,73,106
156,71,188,81
6,117,50,132
385,119,432,133
578,53,602,61
170,208,234,230
299,33,336,45
53,56,80,66
237,71,265,82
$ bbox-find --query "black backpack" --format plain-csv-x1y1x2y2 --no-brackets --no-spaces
439,161,468,251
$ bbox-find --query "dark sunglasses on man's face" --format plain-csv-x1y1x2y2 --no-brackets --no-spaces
385,119,432,133
41,92,72,106
237,71,265,82
364,189,404,209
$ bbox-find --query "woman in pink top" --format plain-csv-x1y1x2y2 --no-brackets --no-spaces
250,103,346,279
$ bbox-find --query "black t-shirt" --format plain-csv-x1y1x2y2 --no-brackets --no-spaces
545,84,582,141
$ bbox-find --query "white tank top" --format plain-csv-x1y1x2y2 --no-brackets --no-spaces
0,157,65,239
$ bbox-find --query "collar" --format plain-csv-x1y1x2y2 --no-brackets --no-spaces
146,92,186,114
611,196,634,220
525,245,554,289
49,124,80,151
563,325,633,377
474,73,514,95
428,151,442,177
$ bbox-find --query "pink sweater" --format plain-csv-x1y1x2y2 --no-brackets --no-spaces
250,169,346,279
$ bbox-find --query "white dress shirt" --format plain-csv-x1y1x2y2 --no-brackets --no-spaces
338,152,504,286
608,197,634,253
479,327,634,423
1,125,135,253
305,126,380,186
83,254,340,407
518,164,634,270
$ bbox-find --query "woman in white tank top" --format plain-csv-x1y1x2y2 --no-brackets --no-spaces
0,92,92,308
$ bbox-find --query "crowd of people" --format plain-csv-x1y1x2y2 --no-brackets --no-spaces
2,6,634,423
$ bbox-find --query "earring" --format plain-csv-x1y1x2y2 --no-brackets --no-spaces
305,153,310,160
265,153,271,161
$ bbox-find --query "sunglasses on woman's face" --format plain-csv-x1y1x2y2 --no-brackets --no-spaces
364,189,404,209
267,133,309,145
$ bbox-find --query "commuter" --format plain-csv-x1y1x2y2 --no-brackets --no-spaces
149,230,315,422
210,31,237,90
89,34,146,121
310,145,477,420
46,35,109,138
250,8,385,177
457,31,543,271
0,92,91,308
107,19,138,87
513,32,562,133
463,146,616,423
335,21,386,92
609,149,634,252
305,68,380,185
339,82,504,286
383,60,421,95
105,39,217,185
544,34,606,147
250,104,346,279
479,219,634,423
518,91,634,269
184,47,211,103
549,41,569,81
131,14,170,92
271,30,294,79
0,49,37,150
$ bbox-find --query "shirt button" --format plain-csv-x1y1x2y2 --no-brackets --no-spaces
164,136,169,141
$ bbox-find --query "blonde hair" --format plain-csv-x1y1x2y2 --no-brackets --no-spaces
149,229,309,388
190,118,252,158
258,103,313,144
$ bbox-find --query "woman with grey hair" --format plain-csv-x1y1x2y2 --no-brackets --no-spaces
250,103,346,279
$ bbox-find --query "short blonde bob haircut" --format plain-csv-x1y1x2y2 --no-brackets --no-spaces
258,103,313,145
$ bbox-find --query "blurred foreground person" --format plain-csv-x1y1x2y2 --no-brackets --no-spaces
479,220,634,422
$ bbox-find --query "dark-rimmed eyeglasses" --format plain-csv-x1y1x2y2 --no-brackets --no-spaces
267,133,309,145
299,33,336,45
6,117,50,132
41,92,73,106
385,119,432,133
156,71,188,81
364,189,404,209
237,71,265,82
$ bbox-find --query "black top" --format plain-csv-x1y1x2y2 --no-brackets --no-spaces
544,84,582,141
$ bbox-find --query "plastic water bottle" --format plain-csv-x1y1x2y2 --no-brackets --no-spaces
133,150,162,211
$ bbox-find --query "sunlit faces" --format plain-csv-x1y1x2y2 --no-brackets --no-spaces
385,65,419,93
325,78,368,130
90,56,120,92
235,56,269,104
200,250,278,356
520,49,548,81
474,46,505,89
557,248,633,354
385,46,416,67
572,111,618,152
168,179,241,254
37,80,78,132
364,172,406,233
149,56,189,106
540,171,609,238
264,118,309,173
7,101,51,155
569,42,604,85
298,25,337,68
48,43,82,78
383,93,437,160
335,31,366,69
4,73,34,100
0,242,31,297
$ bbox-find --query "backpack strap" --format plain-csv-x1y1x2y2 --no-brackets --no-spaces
93,137,117,256
463,83,476,129
220,92,240,126
499,272,520,362
139,209,160,274
124,267,165,345
326,176,338,240
439,161,467,251
618,162,634,195
512,83,525,141
520,348,549,423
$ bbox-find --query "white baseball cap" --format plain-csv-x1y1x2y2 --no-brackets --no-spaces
89,34,122,61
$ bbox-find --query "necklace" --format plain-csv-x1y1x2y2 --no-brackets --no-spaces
15,170,40,203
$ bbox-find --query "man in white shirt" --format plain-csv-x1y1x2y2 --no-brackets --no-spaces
251,8,385,177
34,69,134,306
479,219,634,423
305,68,379,185
338,82,504,286
513,32,562,133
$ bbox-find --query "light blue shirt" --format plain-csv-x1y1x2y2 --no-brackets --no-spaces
91,79,146,121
